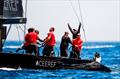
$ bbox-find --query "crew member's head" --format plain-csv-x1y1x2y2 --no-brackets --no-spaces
95,52,100,58
49,27,55,32
28,28,35,33
35,30,39,35
94,52,101,63
73,29,77,31
64,31,69,36
73,28,78,33
77,33,81,38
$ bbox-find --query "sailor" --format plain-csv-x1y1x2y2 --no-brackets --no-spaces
70,33,83,59
60,31,72,57
67,22,81,39
94,52,101,63
42,27,56,56
34,29,44,55
35,29,39,35
35,29,44,44
22,28,43,55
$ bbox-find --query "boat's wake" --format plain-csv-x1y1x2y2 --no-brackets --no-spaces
0,67,22,71
3,45,117,49
82,45,117,49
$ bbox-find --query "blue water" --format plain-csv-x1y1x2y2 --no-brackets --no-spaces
1,41,120,79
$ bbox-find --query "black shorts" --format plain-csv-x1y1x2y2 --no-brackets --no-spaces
42,45,54,56
22,45,37,54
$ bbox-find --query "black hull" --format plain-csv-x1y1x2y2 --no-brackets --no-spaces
0,52,111,72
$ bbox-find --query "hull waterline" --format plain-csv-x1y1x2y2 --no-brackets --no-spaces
0,52,111,72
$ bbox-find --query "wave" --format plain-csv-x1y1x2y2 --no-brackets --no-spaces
3,45,117,50
82,45,116,49
0,67,22,71
3,46,21,49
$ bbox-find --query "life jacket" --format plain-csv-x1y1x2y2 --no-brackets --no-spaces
45,32,56,46
24,32,38,46
72,37,83,51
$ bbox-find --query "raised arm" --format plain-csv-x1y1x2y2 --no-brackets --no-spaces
77,22,81,34
67,23,74,34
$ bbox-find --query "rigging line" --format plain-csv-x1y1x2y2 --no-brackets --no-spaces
6,24,12,38
16,25,21,43
2,24,12,47
69,0,81,23
25,0,28,18
77,0,87,42
69,0,87,42
18,24,26,34
24,0,28,36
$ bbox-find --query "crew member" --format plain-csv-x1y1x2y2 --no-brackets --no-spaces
42,27,56,56
70,33,83,59
60,31,72,57
68,22,81,39
35,29,44,44
93,52,101,63
22,28,43,55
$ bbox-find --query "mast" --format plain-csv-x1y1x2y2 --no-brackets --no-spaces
0,23,2,52
0,0,4,52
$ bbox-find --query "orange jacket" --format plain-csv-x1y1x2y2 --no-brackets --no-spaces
24,32,38,46
44,32,56,46
72,37,83,51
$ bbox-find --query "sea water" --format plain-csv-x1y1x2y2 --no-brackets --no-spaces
0,41,120,79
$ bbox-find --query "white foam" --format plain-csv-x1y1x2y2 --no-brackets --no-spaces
3,46,20,49
0,67,17,71
3,45,115,49
82,45,115,49
0,67,22,71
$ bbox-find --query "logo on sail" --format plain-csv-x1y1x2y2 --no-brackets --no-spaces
3,0,23,17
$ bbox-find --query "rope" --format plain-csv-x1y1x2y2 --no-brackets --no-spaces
2,24,12,47
24,0,28,36
77,0,87,42
25,0,28,18
6,24,12,39
69,0,81,23
69,0,87,42
18,24,26,34
16,25,21,43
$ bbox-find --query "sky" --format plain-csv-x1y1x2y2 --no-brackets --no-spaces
6,0,120,42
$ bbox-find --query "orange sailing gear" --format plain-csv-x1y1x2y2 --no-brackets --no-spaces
45,32,56,46
24,32,38,46
72,36,83,52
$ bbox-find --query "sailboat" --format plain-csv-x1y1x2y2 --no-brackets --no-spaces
0,0,111,72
